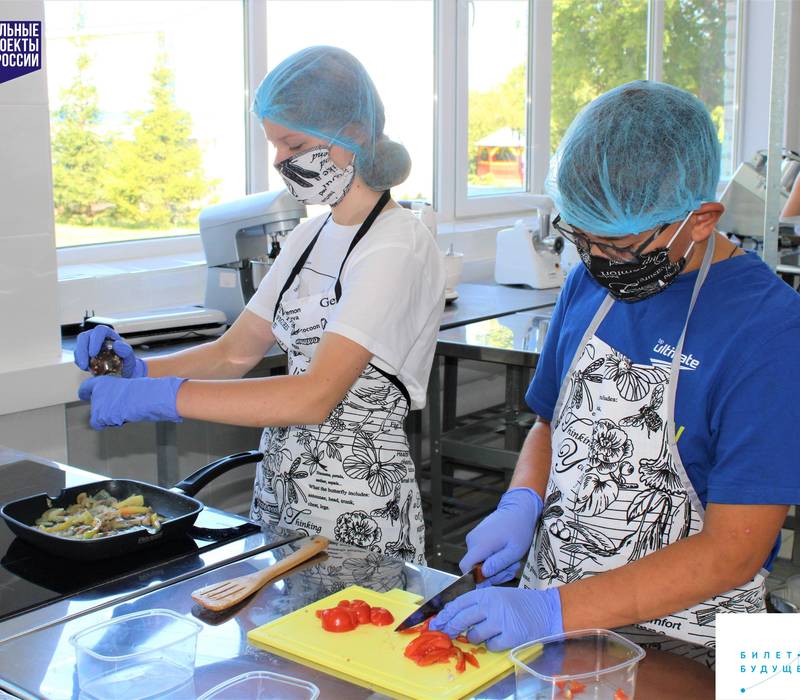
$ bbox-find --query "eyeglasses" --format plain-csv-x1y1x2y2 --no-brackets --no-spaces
552,214,670,263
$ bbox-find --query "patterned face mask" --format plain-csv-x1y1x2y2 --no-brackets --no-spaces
581,212,695,303
276,145,355,206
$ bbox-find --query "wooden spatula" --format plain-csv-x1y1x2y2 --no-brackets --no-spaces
192,535,329,612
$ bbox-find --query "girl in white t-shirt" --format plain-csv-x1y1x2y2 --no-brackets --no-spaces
75,46,446,563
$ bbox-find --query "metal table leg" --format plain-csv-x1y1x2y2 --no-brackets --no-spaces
155,422,179,487
428,357,443,566
504,365,526,451
442,357,459,497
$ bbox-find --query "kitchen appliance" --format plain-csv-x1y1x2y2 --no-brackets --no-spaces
495,211,565,290
84,306,228,346
719,148,800,241
0,457,275,625
395,565,484,631
200,190,307,323
1,452,262,561
247,584,515,700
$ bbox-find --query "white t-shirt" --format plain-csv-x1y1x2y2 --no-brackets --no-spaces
246,206,446,409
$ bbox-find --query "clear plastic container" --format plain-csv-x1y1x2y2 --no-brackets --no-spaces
70,609,202,700
511,629,645,700
197,671,320,700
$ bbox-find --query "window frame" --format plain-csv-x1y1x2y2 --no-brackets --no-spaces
445,0,744,222
53,0,746,268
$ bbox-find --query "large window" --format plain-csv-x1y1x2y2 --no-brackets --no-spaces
263,0,434,212
663,0,739,178
466,0,529,198
551,0,648,152
45,1,245,248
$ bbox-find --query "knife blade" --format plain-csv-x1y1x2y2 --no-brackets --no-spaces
394,565,485,632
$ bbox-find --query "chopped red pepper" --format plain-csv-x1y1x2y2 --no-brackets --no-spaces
456,634,469,644
613,690,630,700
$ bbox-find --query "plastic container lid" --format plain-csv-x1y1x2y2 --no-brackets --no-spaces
197,671,320,700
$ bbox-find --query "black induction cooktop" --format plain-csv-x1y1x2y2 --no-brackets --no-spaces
0,459,259,623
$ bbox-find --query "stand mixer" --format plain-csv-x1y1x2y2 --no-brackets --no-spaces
494,210,565,289
199,190,307,323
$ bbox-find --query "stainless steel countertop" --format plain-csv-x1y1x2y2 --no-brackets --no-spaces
437,309,555,366
0,532,715,700
0,537,503,700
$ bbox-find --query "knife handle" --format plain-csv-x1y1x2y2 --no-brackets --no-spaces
472,564,486,584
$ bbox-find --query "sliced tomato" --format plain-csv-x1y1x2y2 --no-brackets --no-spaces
415,648,453,666
399,617,431,634
369,607,394,626
320,608,356,633
613,690,630,700
350,603,370,625
464,651,479,668
404,632,452,659
454,648,466,673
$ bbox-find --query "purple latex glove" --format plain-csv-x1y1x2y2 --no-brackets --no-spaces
429,586,563,652
459,487,543,585
78,376,187,430
74,325,147,378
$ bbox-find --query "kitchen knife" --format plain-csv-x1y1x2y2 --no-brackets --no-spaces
394,565,485,632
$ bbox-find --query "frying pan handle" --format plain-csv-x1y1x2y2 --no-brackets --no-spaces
172,450,263,498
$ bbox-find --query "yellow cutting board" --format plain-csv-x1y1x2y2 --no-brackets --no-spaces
247,584,515,700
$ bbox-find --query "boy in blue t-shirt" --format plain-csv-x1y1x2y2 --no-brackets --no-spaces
430,81,800,665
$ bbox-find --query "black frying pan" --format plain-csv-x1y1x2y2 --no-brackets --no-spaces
0,450,262,562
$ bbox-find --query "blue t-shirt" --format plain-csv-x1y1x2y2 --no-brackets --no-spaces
526,251,800,569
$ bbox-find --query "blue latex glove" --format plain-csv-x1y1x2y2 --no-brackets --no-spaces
429,586,563,652
74,325,147,378
78,376,187,430
459,487,543,585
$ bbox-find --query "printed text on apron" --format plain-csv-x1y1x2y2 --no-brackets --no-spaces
250,191,426,564
520,233,766,654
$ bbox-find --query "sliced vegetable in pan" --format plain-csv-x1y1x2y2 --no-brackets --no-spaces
34,490,164,540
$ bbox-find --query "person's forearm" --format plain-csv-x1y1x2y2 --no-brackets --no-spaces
175,373,330,428
146,338,260,380
508,418,552,498
559,529,763,631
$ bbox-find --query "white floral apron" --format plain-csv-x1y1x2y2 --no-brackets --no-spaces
521,233,766,653
250,191,426,564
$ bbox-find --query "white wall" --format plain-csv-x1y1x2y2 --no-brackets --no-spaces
0,0,60,371
0,0,69,457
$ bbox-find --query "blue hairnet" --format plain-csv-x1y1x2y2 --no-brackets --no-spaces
546,80,721,236
253,46,411,191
